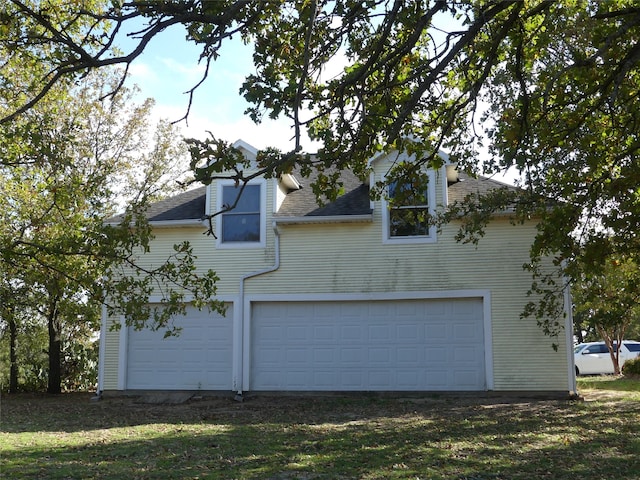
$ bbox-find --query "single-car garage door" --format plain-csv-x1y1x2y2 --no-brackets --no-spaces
250,298,485,391
127,304,233,390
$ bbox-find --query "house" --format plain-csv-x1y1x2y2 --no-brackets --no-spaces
98,140,575,396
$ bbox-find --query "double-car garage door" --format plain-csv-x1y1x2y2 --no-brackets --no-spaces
250,298,485,391
126,298,486,391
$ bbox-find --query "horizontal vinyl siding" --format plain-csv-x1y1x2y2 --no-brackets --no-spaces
138,227,277,296
247,221,566,391
114,155,568,392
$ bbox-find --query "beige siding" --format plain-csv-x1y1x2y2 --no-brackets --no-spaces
242,220,568,391
102,155,569,392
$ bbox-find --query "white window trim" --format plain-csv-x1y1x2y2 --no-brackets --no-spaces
216,178,267,249
382,170,437,245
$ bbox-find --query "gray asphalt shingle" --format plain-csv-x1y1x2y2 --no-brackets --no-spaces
128,170,516,223
276,169,371,217
145,186,207,222
447,172,518,203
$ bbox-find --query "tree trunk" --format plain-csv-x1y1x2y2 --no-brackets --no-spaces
9,315,18,393
47,296,62,394
597,326,623,375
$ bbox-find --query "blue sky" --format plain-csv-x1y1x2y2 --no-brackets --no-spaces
118,22,314,151
116,17,518,185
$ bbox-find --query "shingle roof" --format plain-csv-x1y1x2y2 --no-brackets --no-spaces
106,186,206,224
119,170,518,224
447,172,518,204
145,186,207,222
276,169,371,217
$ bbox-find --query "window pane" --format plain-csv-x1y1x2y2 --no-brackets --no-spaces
388,181,428,207
625,343,640,352
389,208,430,237
222,185,260,212
584,344,608,354
222,213,260,242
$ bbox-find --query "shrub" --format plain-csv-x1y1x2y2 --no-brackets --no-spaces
622,357,640,377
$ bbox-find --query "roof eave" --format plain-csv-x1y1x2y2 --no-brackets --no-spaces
105,219,206,228
149,219,206,228
275,214,373,225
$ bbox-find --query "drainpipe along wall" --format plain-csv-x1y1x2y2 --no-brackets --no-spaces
234,221,281,395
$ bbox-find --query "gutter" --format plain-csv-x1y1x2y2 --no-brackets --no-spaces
234,221,281,397
274,214,373,225
104,219,205,228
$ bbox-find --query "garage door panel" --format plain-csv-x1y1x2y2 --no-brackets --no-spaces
397,324,420,340
426,347,447,362
397,347,419,364
251,299,485,391
426,323,447,339
315,371,334,387
341,347,365,364
369,347,391,363
340,371,364,388
397,370,420,387
287,348,308,363
314,326,335,341
341,325,363,340
127,305,233,390
313,348,334,362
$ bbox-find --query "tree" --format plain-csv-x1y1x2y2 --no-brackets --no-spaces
2,0,640,342
0,68,222,393
573,256,640,374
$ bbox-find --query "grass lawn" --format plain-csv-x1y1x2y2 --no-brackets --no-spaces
1,381,639,479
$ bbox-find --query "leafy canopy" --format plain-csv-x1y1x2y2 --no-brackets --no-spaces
0,66,224,337
2,0,640,335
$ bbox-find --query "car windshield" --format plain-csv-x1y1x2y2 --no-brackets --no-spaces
574,345,587,354
624,342,640,352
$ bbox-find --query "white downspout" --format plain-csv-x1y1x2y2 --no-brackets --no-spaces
234,221,281,396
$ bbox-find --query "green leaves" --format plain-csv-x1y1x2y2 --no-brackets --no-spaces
0,64,223,390
2,0,640,344
572,255,640,372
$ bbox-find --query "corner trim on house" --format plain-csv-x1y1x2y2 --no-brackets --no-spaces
117,315,128,391
482,292,494,391
563,267,577,396
97,304,107,394
441,165,450,207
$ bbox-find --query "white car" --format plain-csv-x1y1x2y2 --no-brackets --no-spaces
574,340,640,375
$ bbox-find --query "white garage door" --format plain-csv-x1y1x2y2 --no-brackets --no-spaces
250,298,485,391
127,305,233,390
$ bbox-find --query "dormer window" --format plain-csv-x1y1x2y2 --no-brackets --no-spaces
382,171,437,244
388,181,430,237
217,179,266,248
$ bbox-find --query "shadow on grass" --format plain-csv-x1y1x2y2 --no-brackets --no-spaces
2,394,639,479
